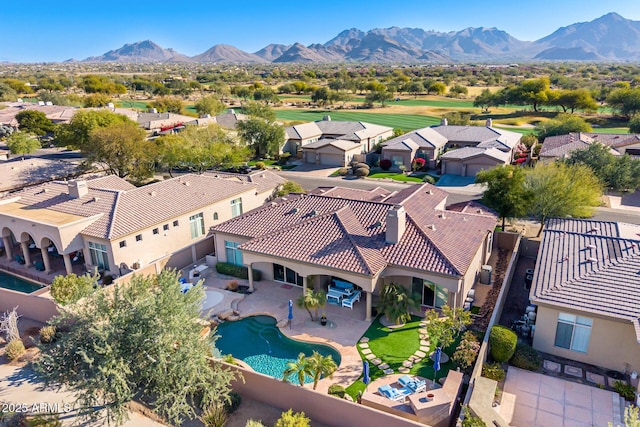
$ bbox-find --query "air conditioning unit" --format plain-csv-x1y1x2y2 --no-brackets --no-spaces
131,261,142,270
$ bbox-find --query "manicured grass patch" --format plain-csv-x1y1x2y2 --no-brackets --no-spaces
280,164,297,170
396,98,476,108
247,159,279,166
368,172,425,183
493,126,537,136
590,127,630,134
115,100,149,110
275,110,439,131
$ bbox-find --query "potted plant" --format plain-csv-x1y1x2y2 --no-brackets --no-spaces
377,282,420,326
320,311,327,326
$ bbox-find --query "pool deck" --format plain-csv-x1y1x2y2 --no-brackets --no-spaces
199,269,371,393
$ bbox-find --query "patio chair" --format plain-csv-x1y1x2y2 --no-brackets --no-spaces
14,254,25,265
398,375,427,393
378,384,405,402
341,290,361,309
34,260,45,272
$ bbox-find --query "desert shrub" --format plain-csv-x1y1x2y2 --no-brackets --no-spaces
224,391,241,414
482,362,506,382
510,342,541,371
328,384,346,398
412,157,426,171
380,159,392,170
50,273,96,305
255,161,266,170
245,421,266,427
22,413,62,426
337,167,348,176
453,331,481,370
353,162,369,170
200,404,227,427
226,280,239,291
423,175,436,184
275,409,310,427
39,325,57,344
489,325,517,362
216,262,261,281
614,380,636,401
461,406,487,427
278,153,291,165
354,167,370,178
6,339,25,361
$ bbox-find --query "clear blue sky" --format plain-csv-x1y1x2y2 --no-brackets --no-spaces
2,0,639,62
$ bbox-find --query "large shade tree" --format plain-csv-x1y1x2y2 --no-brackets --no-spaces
237,117,285,158
6,131,40,160
55,110,131,150
15,110,55,136
475,165,528,231
34,270,236,426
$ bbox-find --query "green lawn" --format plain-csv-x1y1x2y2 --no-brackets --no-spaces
368,172,425,183
395,98,476,108
115,100,149,110
344,315,460,399
590,127,630,134
275,110,439,131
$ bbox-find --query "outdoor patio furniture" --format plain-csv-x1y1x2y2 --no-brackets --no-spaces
398,374,427,393
14,254,25,265
378,384,405,402
341,290,361,309
326,290,343,305
33,260,45,272
329,279,354,296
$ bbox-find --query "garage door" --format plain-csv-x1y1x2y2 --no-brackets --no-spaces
444,161,463,175
319,153,345,166
466,163,492,177
304,151,316,164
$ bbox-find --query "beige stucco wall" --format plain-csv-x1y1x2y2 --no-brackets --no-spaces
381,149,414,169
532,304,640,372
0,287,58,323
617,142,640,155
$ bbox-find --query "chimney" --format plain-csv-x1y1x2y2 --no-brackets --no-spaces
68,180,88,198
323,115,331,121
440,118,448,126
486,118,493,127
386,205,406,244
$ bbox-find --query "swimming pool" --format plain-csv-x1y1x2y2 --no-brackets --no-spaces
0,271,43,294
214,315,341,383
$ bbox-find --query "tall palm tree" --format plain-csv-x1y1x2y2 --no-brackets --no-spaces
282,352,311,386
296,289,326,322
307,351,338,390
378,282,420,325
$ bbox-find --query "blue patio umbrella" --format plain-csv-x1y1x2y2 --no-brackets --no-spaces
362,360,371,387
433,347,442,385
288,299,293,329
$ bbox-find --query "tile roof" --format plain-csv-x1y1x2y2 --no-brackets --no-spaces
531,218,640,339
302,138,361,151
286,119,391,142
540,132,624,158
440,147,510,162
382,127,448,150
213,184,496,277
309,186,393,201
203,170,285,195
382,138,420,151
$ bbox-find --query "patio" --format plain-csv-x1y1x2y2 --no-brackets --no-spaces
0,244,85,285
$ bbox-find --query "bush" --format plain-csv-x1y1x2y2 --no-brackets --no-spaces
482,362,506,382
337,167,348,176
510,342,541,371
461,406,487,427
423,175,436,184
614,380,636,401
353,162,369,170
200,404,226,427
216,262,261,281
275,409,310,427
489,325,517,362
412,157,426,171
453,331,481,370
226,280,239,291
224,391,242,414
354,167,370,178
6,339,25,361
380,159,392,170
328,384,346,398
245,421,266,427
278,153,291,165
255,161,266,170
39,325,57,344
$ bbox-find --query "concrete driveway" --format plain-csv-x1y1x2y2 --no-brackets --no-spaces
498,367,623,427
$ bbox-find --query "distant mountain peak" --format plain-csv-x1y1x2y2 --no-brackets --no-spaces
83,40,190,63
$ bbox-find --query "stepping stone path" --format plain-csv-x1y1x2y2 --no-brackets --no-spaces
359,337,369,343
420,340,430,346
361,348,372,355
371,358,382,365
399,367,410,373
378,363,389,370
383,368,394,374
402,360,413,368
359,343,369,349
414,350,426,358
365,353,376,360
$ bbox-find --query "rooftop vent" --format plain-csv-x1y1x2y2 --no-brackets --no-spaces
586,244,596,250
427,190,433,195
150,191,156,197
428,224,436,231
587,257,598,263
183,181,190,186
589,226,600,233
68,180,89,199
439,212,446,219
92,196,100,202
310,210,318,216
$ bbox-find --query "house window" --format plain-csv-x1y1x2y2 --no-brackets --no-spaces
273,264,303,286
225,241,243,266
412,278,448,308
213,212,219,221
554,313,592,353
153,228,159,235
88,242,109,271
173,220,179,227
136,234,142,242
231,198,243,218
189,212,205,239
163,224,169,231
391,155,404,167
119,241,126,248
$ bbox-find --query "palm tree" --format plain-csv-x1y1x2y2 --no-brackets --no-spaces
296,289,326,322
283,352,311,386
307,351,338,390
378,282,420,325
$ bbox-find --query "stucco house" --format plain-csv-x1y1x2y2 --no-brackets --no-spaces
530,217,640,373
539,132,640,161
211,183,497,321
0,170,284,279
284,116,393,165
381,119,521,175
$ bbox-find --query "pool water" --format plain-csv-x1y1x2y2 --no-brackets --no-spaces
0,271,43,293
214,315,341,383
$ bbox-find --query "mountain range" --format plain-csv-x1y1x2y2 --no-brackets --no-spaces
80,13,640,63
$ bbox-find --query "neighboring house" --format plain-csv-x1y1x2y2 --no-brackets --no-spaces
301,139,365,167
136,111,196,134
284,116,393,163
381,119,521,174
206,109,248,130
0,102,78,127
539,132,640,161
530,218,640,373
0,170,284,279
211,183,497,321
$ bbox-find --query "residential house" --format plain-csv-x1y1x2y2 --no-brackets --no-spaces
211,183,497,321
0,170,284,279
539,132,640,161
530,218,640,373
284,116,393,165
0,102,78,127
381,119,521,175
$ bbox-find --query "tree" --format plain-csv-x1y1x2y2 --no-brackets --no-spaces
282,352,311,386
606,154,640,193
275,409,311,427
629,115,640,134
506,77,551,112
535,113,592,141
55,110,131,150
365,90,393,107
34,270,236,426
524,162,602,236
474,89,497,113
306,351,337,390
150,96,183,114
296,289,326,322
15,110,54,136
427,82,447,95
195,95,225,117
424,305,472,351
50,273,98,306
241,101,276,122
607,87,640,118
276,181,306,197
475,165,528,230
378,282,420,325
87,120,157,180
83,93,112,108
7,132,40,160
554,88,598,113
0,82,17,101
237,118,285,158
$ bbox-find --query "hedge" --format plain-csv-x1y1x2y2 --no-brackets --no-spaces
216,262,262,281
489,325,517,362
510,342,541,371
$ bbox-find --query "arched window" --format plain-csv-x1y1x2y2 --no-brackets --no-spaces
213,212,219,221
